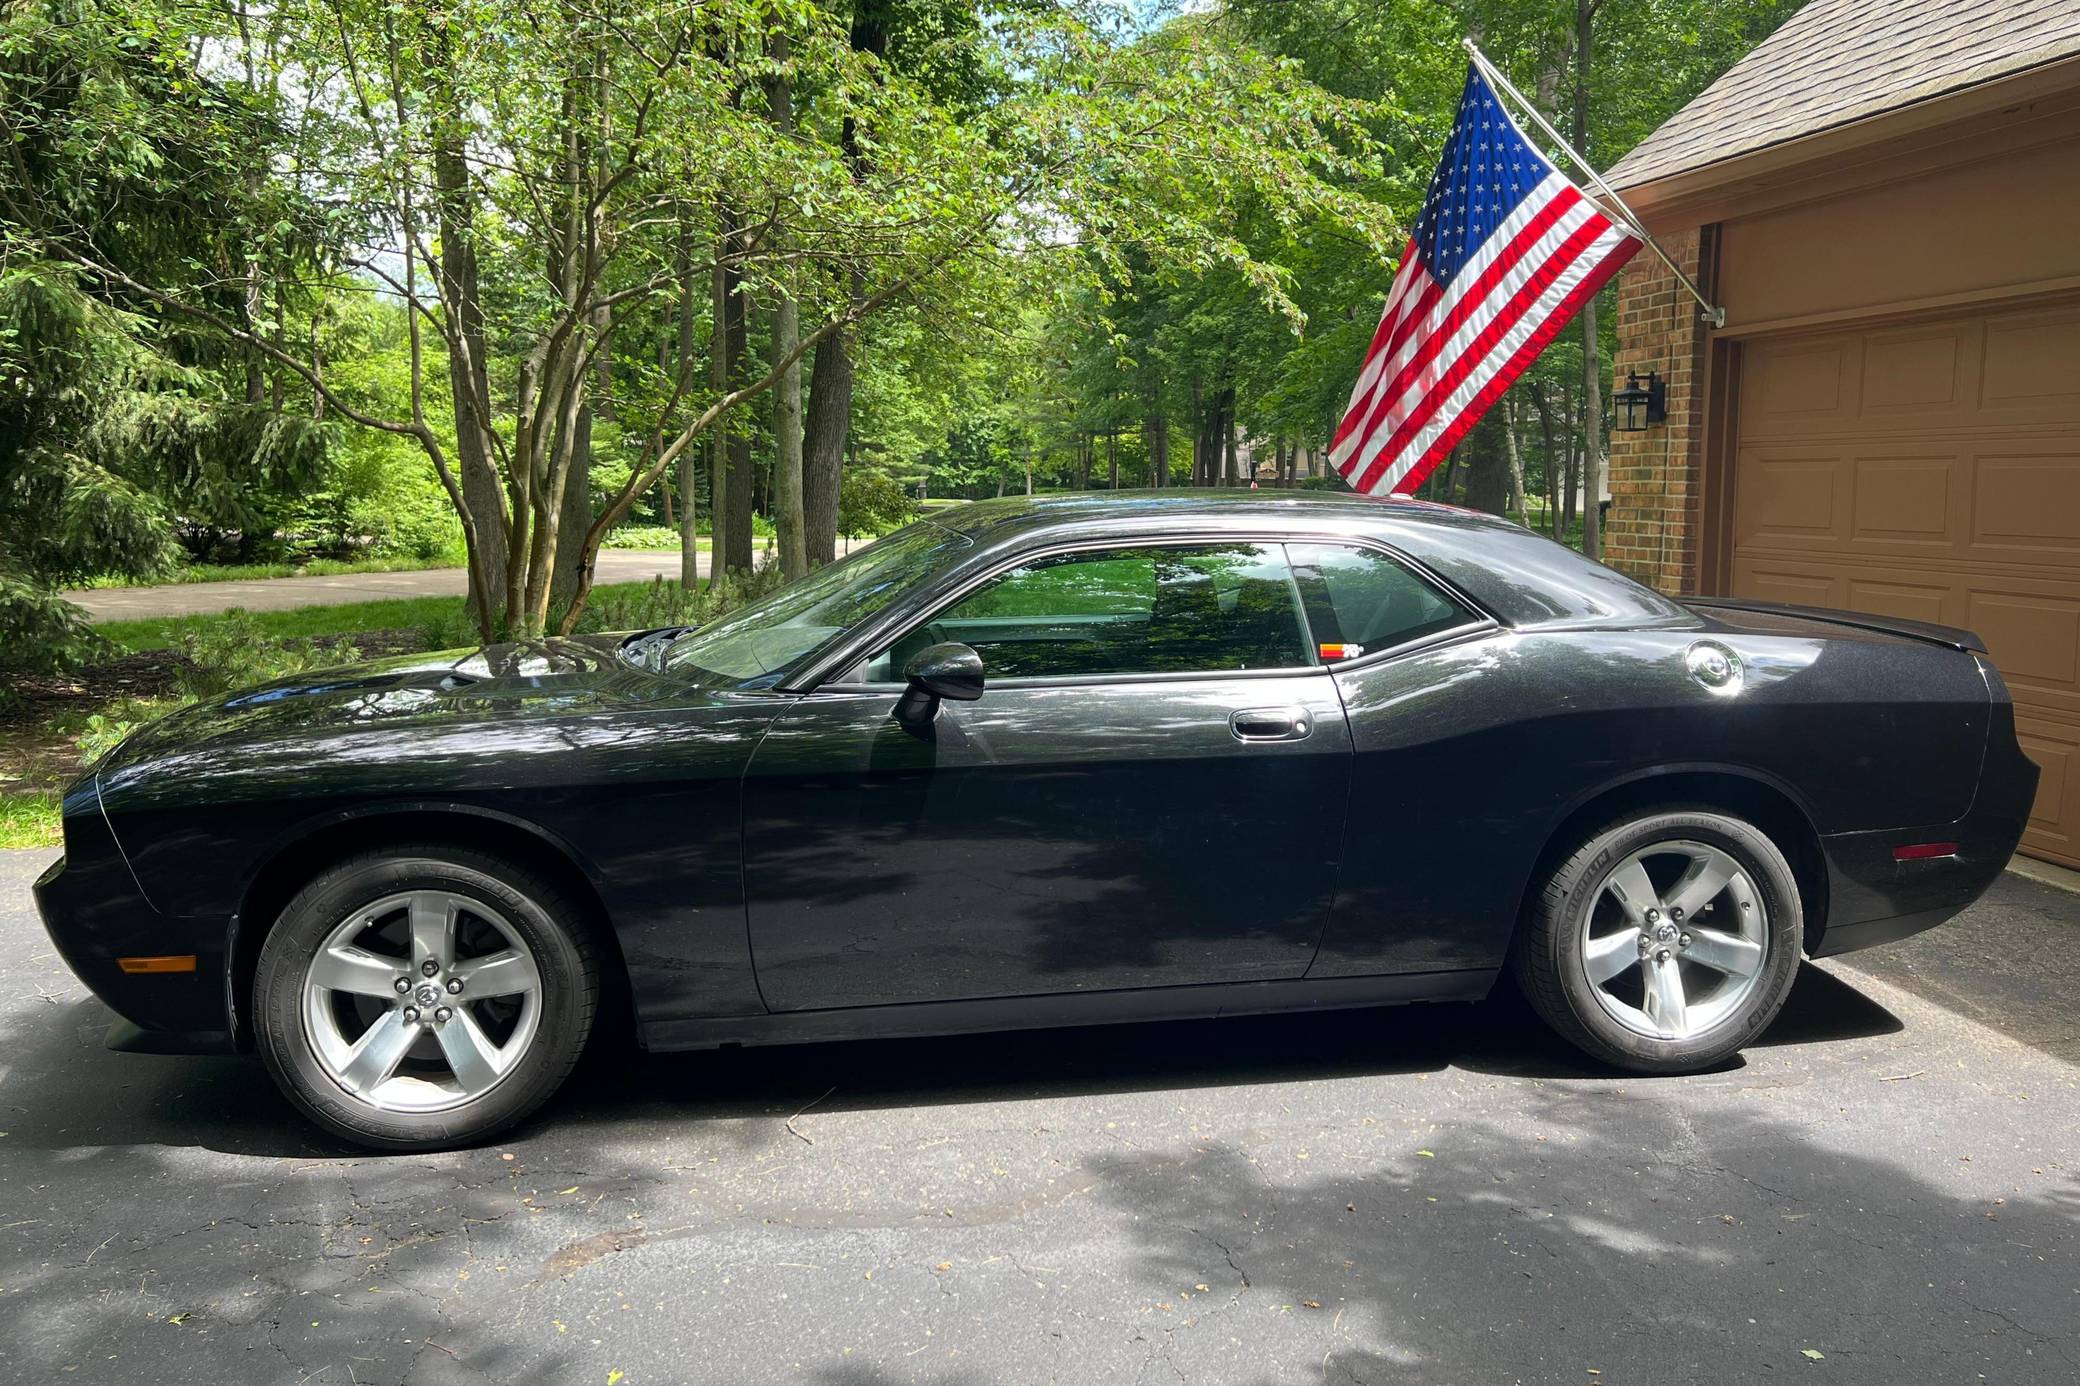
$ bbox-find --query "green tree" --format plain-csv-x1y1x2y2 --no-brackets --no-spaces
1,0,328,669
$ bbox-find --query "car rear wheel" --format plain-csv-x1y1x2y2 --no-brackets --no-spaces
254,846,597,1150
1514,809,1802,1073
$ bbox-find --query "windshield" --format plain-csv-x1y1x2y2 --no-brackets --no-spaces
659,521,974,681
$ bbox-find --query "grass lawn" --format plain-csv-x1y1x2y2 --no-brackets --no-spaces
84,540,703,591
0,791,61,849
97,594,475,653
94,576,703,652
5,579,690,847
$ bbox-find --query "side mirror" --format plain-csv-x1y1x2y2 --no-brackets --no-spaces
893,642,984,726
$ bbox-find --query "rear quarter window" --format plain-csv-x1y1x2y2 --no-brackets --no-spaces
1286,543,1478,659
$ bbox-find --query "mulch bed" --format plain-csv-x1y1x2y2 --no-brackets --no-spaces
0,649,189,793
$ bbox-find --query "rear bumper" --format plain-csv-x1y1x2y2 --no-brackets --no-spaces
1810,692,2038,958
33,786,236,1053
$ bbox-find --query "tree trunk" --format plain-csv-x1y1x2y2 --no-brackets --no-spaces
1574,0,1605,559
1146,413,1168,488
675,231,701,587
1531,382,1561,535
803,329,850,568
1220,388,1238,485
710,208,755,580
1502,392,1528,523
766,31,806,580
551,304,606,611
430,80,505,636
1462,415,1509,514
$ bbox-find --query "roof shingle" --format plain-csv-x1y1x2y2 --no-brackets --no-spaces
1606,0,2080,189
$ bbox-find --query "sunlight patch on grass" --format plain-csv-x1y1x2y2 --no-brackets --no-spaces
95,580,683,653
0,793,62,850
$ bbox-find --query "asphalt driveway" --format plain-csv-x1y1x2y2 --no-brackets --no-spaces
0,848,2074,1385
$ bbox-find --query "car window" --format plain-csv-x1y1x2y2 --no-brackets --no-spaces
866,542,1313,681
1285,542,1478,660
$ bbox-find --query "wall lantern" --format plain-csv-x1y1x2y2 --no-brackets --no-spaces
1612,370,1667,432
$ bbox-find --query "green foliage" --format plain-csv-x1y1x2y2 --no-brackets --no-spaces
0,0,334,667
72,611,362,764
600,526,686,551
170,611,361,700
569,568,786,636
836,471,919,539
0,792,61,849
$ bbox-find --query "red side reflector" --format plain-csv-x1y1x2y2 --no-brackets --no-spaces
117,954,197,974
1892,842,1959,861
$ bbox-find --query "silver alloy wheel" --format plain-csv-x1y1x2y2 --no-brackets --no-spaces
301,889,543,1114
1579,839,1768,1042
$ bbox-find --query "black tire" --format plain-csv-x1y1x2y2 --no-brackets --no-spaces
1513,808,1803,1073
254,845,598,1151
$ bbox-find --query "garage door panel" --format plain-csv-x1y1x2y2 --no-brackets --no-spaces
1851,454,1958,548
1969,444,2080,565
1731,304,2080,866
1964,590,2080,693
1845,578,1953,626
1862,323,1973,420
1727,562,1845,609
1740,338,1855,436
1734,451,1844,546
2014,717,2078,863
1981,305,2080,423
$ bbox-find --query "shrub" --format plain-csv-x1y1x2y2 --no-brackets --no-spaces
75,610,364,765
601,525,683,550
571,561,787,635
838,470,919,537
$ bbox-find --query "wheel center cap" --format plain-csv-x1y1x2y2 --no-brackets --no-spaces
414,983,443,1009
1653,922,1678,944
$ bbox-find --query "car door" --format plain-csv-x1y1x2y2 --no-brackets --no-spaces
739,540,1353,1011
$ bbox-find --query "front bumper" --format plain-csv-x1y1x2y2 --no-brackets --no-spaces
32,784,236,1052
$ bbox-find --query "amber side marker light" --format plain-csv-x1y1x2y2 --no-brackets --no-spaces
1892,843,1960,862
117,955,197,974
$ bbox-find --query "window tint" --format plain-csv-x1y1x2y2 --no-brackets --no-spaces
1285,543,1476,659
868,543,1312,680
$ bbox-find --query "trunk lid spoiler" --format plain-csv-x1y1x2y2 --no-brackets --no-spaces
1683,597,1986,654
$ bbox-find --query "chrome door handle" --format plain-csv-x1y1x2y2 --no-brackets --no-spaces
1229,706,1312,742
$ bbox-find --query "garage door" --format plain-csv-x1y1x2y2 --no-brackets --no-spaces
1728,300,2080,866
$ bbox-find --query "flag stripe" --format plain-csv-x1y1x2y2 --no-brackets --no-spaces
1333,175,1579,460
1344,193,1597,483
1374,230,1637,495
1352,215,1614,493
1333,64,1642,499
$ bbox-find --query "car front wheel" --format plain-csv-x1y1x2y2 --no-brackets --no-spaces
254,846,598,1150
1514,809,1803,1073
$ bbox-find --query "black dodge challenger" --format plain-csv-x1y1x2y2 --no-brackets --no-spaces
36,493,2036,1149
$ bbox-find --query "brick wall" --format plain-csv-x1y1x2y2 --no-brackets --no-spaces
1605,226,1713,595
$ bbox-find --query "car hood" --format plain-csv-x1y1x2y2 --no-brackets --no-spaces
99,632,686,773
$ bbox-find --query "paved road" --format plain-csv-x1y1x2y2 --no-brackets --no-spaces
65,551,698,621
1,851,2074,1385
67,541,870,622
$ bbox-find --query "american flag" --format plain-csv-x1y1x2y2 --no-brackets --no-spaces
1332,64,1641,497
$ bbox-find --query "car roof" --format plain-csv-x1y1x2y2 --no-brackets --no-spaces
919,491,1695,632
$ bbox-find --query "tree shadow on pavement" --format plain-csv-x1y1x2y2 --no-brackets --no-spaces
0,963,1900,1161
5,953,2075,1385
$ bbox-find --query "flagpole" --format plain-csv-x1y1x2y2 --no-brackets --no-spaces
1461,38,1725,328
